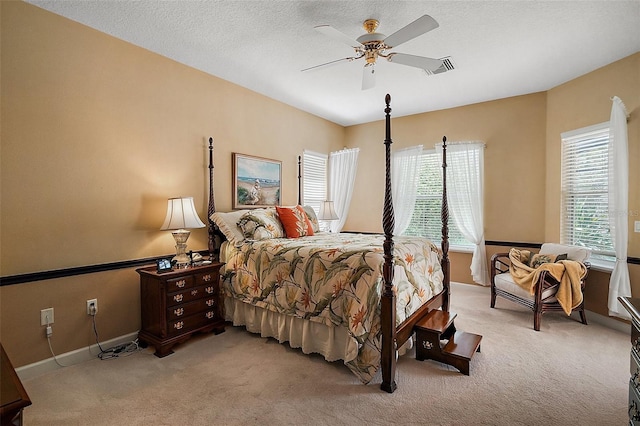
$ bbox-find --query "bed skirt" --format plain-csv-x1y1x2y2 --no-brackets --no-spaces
224,295,413,382
224,295,359,364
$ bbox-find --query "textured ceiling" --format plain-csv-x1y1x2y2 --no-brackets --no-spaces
25,1,640,126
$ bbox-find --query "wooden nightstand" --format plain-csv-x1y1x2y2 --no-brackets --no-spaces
1,343,31,426
137,262,225,357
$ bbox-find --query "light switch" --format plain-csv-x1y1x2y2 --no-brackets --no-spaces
635,221,640,233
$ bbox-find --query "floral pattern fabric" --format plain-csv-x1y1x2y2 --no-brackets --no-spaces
237,208,284,240
221,233,444,383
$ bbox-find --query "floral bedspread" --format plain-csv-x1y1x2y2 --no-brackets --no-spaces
220,233,444,383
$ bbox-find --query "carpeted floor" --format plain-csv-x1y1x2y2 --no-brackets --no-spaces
22,283,629,425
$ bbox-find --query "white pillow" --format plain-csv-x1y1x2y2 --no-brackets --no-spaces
210,210,249,243
539,243,591,263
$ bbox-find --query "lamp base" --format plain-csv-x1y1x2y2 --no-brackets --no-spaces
171,229,191,268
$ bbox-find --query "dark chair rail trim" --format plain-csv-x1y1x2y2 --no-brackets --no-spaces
1,244,638,286
0,250,209,287
485,240,542,249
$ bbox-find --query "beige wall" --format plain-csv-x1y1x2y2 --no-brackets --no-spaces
0,1,343,366
544,52,640,315
344,93,548,244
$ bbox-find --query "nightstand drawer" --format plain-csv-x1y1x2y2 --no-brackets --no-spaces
167,276,194,292
167,284,216,307
168,310,219,336
167,297,218,321
195,271,216,287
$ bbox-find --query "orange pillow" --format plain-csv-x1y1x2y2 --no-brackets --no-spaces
276,205,315,238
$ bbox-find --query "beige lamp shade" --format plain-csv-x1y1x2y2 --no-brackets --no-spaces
318,200,339,221
160,197,206,230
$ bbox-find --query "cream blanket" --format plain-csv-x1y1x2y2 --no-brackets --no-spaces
508,248,587,315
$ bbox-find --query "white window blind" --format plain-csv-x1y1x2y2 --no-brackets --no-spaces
561,123,614,261
404,150,470,248
302,150,328,214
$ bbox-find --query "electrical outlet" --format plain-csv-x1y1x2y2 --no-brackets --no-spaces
87,299,98,315
40,307,54,326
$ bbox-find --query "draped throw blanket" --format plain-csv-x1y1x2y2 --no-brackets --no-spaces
508,248,587,315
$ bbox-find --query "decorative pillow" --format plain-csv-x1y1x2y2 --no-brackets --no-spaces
539,243,591,263
237,208,285,240
276,205,314,238
528,253,559,269
302,205,320,233
210,210,249,242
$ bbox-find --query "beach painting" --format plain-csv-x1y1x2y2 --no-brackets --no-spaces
232,153,281,209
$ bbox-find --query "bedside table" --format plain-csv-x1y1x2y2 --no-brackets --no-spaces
136,262,225,357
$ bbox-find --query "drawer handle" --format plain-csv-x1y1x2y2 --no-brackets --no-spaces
175,279,186,288
191,289,199,296
203,274,212,282
173,294,183,303
174,321,184,330
206,299,215,307
173,307,184,317
205,311,214,319
205,286,214,294
422,340,433,350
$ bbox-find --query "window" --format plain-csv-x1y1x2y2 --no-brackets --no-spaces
404,150,471,248
302,150,327,214
561,123,614,262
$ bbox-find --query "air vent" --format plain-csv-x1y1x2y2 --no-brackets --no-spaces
424,56,456,75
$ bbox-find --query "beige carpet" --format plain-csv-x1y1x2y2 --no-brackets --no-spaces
22,283,629,425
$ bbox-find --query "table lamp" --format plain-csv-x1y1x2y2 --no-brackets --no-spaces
318,200,339,232
160,197,205,267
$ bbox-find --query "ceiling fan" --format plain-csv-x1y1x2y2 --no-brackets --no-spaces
302,15,445,90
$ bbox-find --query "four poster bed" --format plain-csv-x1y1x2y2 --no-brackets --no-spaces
206,95,462,393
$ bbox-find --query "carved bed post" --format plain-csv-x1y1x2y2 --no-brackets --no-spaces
297,155,302,205
380,94,397,394
207,137,219,260
441,136,450,312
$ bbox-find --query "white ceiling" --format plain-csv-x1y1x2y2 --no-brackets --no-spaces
25,1,640,126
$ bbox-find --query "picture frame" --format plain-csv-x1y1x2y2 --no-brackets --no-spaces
232,153,282,209
156,258,173,273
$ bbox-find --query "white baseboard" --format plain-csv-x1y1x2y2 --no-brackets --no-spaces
16,332,139,381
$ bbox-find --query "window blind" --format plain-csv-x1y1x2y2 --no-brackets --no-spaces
404,150,469,247
302,150,328,214
561,123,614,259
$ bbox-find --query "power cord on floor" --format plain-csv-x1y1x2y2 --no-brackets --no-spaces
47,334,70,367
91,311,140,360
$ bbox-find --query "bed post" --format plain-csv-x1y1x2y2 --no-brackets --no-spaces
297,155,302,205
207,137,219,261
380,94,397,394
441,136,450,312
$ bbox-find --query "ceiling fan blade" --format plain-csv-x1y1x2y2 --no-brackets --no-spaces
383,15,439,48
362,63,376,90
301,56,357,72
314,25,361,48
388,53,443,71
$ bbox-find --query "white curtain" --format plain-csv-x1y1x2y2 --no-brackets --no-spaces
437,141,489,286
607,96,631,319
391,145,423,235
328,148,359,232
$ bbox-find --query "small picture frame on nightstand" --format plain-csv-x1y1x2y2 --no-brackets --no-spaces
156,258,172,273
